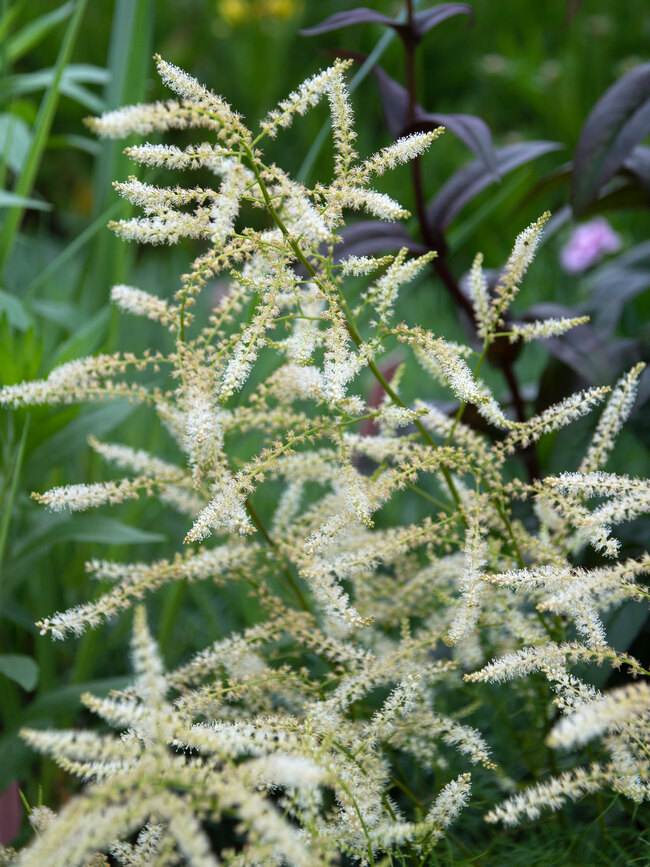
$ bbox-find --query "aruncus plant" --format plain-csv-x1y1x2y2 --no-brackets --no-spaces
1,56,649,866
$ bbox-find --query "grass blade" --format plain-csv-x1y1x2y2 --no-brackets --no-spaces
0,414,29,594
24,200,120,298
86,0,153,316
0,0,89,276
6,1,74,65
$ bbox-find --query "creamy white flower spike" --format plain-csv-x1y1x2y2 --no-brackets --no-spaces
339,253,394,276
490,212,550,326
123,142,231,171
580,362,646,473
365,248,436,323
361,129,445,178
548,681,650,749
86,100,189,139
111,284,177,326
507,315,589,343
185,475,253,541
259,59,353,136
468,252,491,339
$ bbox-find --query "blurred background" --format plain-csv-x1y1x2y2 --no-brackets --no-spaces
1,0,648,845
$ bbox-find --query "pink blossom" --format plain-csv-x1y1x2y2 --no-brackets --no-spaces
560,218,622,273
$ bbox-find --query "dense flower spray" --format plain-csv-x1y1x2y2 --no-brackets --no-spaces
1,57,648,866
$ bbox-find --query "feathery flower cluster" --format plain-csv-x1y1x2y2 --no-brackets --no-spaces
3,56,648,865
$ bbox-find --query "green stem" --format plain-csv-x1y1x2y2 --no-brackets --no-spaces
405,482,453,513
243,497,311,614
157,579,187,651
444,340,490,448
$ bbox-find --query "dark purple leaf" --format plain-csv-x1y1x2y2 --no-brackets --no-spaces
519,163,572,208
427,141,562,230
299,8,408,38
369,65,497,175
335,221,429,260
622,144,650,192
370,63,411,138
413,4,473,39
583,180,650,216
571,63,650,215
594,239,650,271
408,112,498,179
300,4,473,42
584,268,650,336
635,366,650,410
529,148,650,215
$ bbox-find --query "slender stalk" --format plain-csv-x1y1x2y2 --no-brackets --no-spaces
243,497,311,613
502,359,540,479
444,341,490,447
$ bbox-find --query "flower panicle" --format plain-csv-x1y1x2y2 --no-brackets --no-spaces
9,54,650,863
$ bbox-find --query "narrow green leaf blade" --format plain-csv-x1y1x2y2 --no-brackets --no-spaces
0,190,51,211
60,516,166,545
6,1,74,64
0,654,39,691
0,113,33,174
50,305,109,367
28,400,135,477
0,0,90,276
0,288,32,329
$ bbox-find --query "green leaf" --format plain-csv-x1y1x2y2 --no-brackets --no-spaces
0,734,31,791
0,675,130,790
0,288,32,330
0,190,51,211
0,0,90,276
89,0,153,304
0,316,42,384
8,511,166,564
0,0,26,46
51,305,109,367
46,133,101,156
25,201,121,298
0,415,29,582
28,400,135,477
15,513,165,554
60,516,166,545
0,113,32,174
3,74,107,112
6,2,75,64
0,654,39,690
2,63,110,98
31,299,84,329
